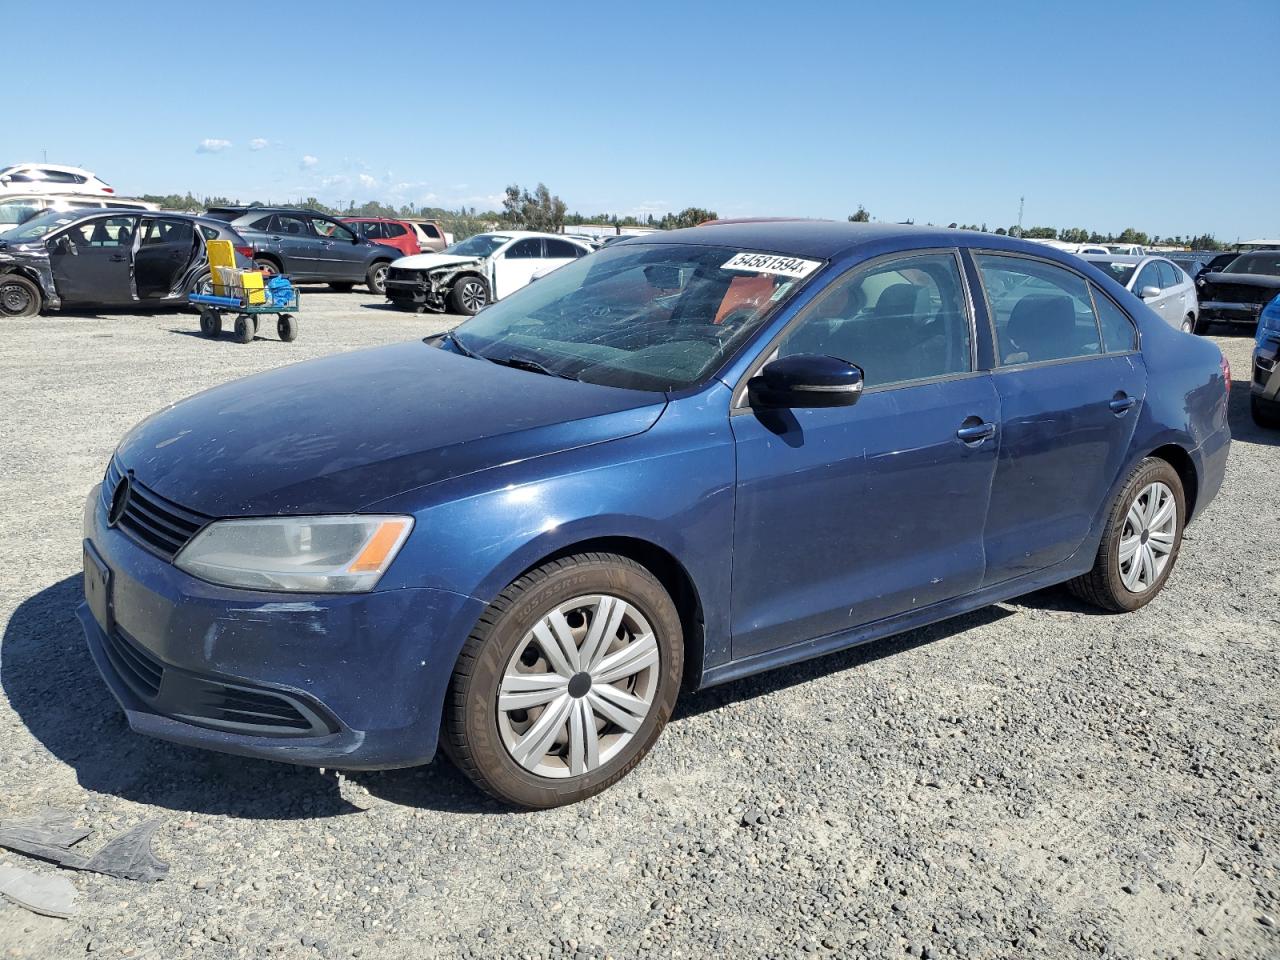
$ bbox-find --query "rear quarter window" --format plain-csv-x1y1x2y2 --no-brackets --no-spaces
1091,285,1138,353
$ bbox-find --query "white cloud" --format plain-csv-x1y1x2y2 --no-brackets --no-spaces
300,155,319,168
249,138,269,151
357,173,377,189
196,138,232,153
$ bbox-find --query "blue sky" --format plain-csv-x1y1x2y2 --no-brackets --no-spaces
9,1,1278,239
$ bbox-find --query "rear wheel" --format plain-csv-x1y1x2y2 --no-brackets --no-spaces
253,257,280,278
0,274,41,318
1068,458,1184,612
449,275,488,315
277,314,297,342
1251,394,1280,428
366,262,390,295
329,281,355,292
234,315,255,343
444,553,683,809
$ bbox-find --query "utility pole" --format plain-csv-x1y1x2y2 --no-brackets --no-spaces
1016,196,1024,238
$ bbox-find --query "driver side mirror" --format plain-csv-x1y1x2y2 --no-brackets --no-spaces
1139,285,1161,300
748,354,865,409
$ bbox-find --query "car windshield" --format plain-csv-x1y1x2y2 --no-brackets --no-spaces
1224,253,1280,277
3,210,79,240
1089,260,1137,286
445,234,510,258
450,242,823,391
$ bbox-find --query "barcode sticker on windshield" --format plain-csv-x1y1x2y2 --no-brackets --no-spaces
721,252,822,278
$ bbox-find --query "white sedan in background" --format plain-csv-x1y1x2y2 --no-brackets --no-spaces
0,163,116,196
384,231,592,315
1082,254,1200,333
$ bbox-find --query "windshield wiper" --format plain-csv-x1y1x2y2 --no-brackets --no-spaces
484,353,578,381
443,330,476,357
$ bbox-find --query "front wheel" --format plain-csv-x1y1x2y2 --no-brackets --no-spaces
253,257,280,278
0,274,41,318
444,553,683,809
1251,394,1280,428
449,276,489,315
366,263,389,295
1068,457,1184,612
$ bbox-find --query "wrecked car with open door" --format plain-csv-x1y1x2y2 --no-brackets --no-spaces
0,209,241,318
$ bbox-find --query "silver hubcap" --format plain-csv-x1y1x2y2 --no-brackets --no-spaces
1119,481,1176,592
461,280,485,311
1181,317,1193,333
1,283,31,314
372,266,387,288
497,594,659,779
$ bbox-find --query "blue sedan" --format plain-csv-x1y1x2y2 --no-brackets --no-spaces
80,221,1231,808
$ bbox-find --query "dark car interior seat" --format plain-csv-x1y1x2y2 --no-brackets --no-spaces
1004,294,1077,362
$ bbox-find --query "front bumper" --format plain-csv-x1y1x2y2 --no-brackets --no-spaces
1253,339,1280,402
79,485,484,769
1200,300,1263,325
385,273,445,310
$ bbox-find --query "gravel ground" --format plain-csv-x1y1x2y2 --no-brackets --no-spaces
0,292,1275,960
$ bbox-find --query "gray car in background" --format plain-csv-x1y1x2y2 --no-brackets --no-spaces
203,206,399,294
1082,254,1200,333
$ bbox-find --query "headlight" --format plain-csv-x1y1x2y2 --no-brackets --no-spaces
175,515,413,593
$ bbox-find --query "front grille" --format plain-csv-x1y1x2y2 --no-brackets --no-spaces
1202,283,1277,306
102,459,208,560
103,625,163,698
386,267,419,283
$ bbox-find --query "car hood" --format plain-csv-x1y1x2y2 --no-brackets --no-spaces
1199,272,1280,290
115,341,666,517
390,253,483,271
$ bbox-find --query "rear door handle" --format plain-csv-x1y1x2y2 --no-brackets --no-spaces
1109,393,1136,414
956,420,996,442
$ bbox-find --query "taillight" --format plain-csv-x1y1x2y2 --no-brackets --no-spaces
102,186,114,194
235,245,254,260
1221,352,1231,396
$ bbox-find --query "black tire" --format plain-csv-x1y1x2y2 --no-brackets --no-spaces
277,314,298,342
1191,314,1212,336
329,282,355,292
449,275,489,315
1067,457,1185,613
234,315,254,343
444,553,683,809
366,262,390,295
387,296,419,313
0,274,41,318
199,310,223,338
1251,394,1280,428
253,257,281,278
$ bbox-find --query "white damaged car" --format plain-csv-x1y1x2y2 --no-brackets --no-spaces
384,231,592,315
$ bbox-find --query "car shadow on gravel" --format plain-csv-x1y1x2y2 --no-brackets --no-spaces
1229,378,1279,446
2,576,360,820
0,577,1095,819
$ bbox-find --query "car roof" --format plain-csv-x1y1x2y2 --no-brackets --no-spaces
631,219,1054,261
3,162,93,174
1081,254,1154,265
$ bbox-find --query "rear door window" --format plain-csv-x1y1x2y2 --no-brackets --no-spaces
421,224,441,239
1156,260,1181,288
382,222,406,238
975,254,1102,365
1091,286,1138,353
545,238,584,259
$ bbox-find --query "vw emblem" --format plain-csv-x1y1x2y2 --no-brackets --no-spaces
107,475,132,528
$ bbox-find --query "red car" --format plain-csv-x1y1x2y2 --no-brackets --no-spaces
339,218,420,258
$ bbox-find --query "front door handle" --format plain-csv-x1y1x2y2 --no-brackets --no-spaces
956,419,996,442
1109,393,1136,414
109,254,126,262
